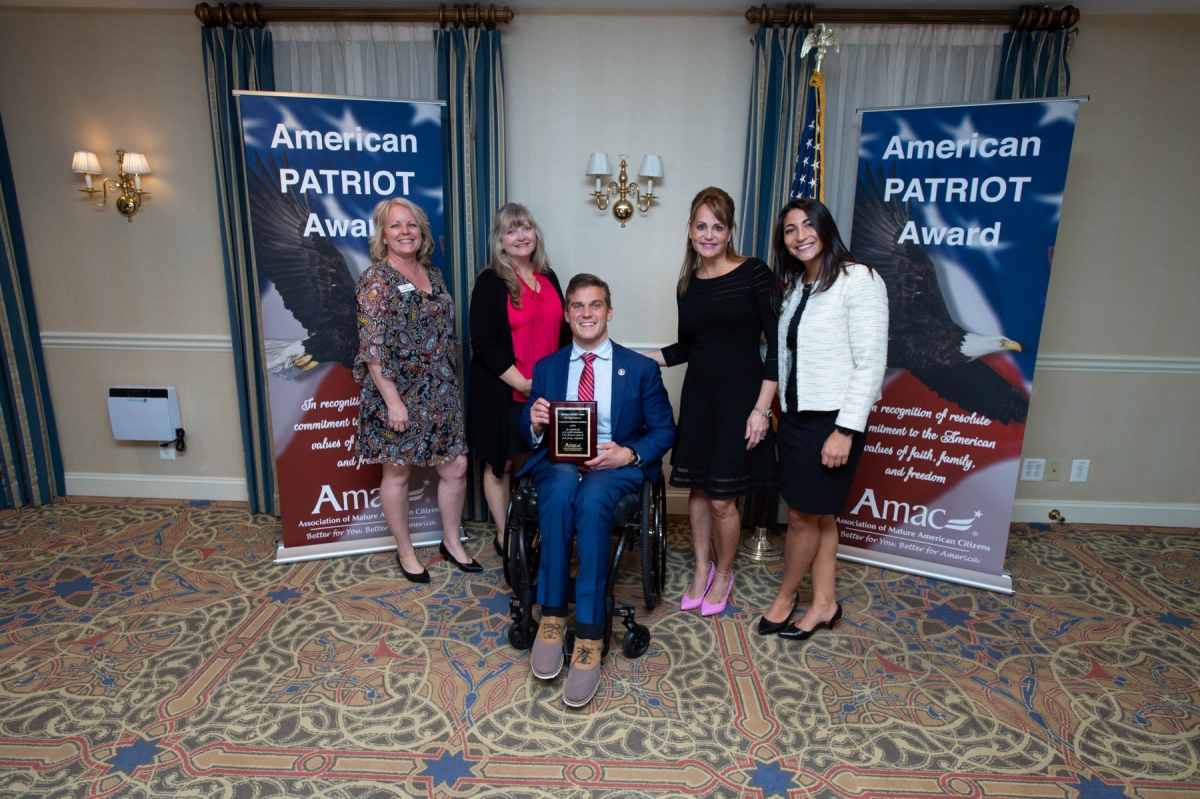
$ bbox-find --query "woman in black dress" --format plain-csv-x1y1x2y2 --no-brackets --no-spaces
647,187,778,616
757,199,888,639
468,204,569,556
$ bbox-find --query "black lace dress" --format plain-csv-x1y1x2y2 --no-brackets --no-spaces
662,258,778,498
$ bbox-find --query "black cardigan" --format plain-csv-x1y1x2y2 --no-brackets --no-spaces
467,267,570,475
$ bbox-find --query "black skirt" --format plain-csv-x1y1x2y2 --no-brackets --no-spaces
777,410,866,515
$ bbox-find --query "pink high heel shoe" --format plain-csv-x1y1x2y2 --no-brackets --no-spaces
681,561,715,611
701,569,735,617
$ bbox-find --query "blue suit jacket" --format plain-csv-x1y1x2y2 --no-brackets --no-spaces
519,341,676,481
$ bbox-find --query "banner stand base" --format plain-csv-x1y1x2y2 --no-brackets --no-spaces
274,528,463,565
837,545,1013,595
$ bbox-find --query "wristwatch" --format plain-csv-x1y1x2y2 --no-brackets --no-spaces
834,425,857,437
627,447,642,467
753,406,772,418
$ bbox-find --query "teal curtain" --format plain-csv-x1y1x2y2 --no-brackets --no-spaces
201,28,277,514
995,28,1078,99
435,27,506,520
738,26,811,263
0,113,64,508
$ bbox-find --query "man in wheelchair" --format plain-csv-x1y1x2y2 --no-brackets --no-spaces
519,273,676,707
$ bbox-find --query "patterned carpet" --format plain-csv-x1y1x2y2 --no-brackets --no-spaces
0,497,1197,798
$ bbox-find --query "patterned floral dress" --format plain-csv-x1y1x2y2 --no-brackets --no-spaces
353,261,467,466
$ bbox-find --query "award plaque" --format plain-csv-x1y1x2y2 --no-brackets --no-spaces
548,401,598,463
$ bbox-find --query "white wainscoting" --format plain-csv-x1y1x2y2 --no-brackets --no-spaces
65,472,250,502
42,334,1199,522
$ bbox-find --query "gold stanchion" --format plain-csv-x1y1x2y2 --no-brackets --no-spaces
738,525,783,562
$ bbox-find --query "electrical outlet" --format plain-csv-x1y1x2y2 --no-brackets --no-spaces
1021,458,1045,481
1070,459,1089,482
160,446,176,461
1045,460,1062,481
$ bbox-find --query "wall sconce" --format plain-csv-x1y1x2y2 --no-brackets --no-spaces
586,152,662,227
72,149,151,221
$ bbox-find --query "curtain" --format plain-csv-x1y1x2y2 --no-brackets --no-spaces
272,22,438,100
272,23,505,520
0,113,64,508
740,24,1006,252
814,25,1005,240
995,28,1078,99
201,28,277,514
436,26,506,520
738,26,811,262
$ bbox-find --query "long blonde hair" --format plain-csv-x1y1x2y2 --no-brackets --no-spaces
677,187,741,296
368,197,436,267
484,203,551,308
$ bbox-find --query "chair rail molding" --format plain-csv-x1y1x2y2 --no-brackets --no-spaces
41,332,234,353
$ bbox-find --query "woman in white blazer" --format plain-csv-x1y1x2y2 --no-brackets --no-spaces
757,198,889,640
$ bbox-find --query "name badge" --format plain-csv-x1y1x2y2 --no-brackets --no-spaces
399,283,417,294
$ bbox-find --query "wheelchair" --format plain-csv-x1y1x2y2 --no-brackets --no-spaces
503,469,667,661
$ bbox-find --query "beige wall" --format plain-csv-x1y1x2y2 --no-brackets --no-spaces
504,12,751,349
0,8,1196,517
1016,15,1200,512
0,7,246,493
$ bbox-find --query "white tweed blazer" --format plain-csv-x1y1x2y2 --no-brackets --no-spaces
776,263,889,432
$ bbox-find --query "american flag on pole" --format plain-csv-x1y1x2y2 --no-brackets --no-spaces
788,71,826,202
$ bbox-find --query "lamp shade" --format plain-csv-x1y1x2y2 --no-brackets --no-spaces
122,153,151,175
637,155,663,179
585,152,612,177
72,151,101,174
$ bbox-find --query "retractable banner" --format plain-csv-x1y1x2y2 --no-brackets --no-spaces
236,91,447,563
841,98,1082,593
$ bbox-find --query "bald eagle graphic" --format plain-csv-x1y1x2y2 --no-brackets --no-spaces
853,167,1028,424
247,152,359,376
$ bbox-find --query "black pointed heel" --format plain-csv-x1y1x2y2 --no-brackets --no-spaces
778,603,842,641
397,553,430,584
756,600,798,636
440,541,483,573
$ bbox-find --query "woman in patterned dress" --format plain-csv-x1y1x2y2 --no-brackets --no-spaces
354,197,479,582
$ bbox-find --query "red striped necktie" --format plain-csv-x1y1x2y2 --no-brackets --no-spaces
578,353,597,402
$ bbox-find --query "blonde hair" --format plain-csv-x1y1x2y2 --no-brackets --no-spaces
677,187,741,297
484,203,551,308
368,197,436,267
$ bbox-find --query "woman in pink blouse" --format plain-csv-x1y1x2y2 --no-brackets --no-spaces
469,204,569,557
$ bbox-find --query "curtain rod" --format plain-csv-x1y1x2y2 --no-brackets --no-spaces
745,4,1080,31
194,3,514,30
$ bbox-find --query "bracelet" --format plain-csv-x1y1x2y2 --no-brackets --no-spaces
753,406,772,418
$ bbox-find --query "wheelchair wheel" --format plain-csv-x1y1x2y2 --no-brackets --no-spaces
640,477,667,611
507,618,536,650
501,504,517,588
621,624,651,658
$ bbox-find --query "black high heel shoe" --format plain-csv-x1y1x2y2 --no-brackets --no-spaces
778,603,842,641
756,600,798,636
397,553,430,584
439,541,483,573
493,534,505,558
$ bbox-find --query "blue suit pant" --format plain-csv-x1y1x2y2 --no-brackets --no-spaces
531,460,642,640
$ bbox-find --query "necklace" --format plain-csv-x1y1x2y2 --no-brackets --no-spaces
515,267,538,292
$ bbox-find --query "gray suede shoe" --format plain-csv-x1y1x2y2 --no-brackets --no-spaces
530,616,565,679
562,637,604,707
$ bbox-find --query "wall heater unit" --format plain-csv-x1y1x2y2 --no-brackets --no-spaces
108,387,182,441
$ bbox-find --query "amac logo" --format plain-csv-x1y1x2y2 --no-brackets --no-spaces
848,488,978,532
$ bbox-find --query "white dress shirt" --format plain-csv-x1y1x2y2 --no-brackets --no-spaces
532,337,615,446
565,338,614,444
